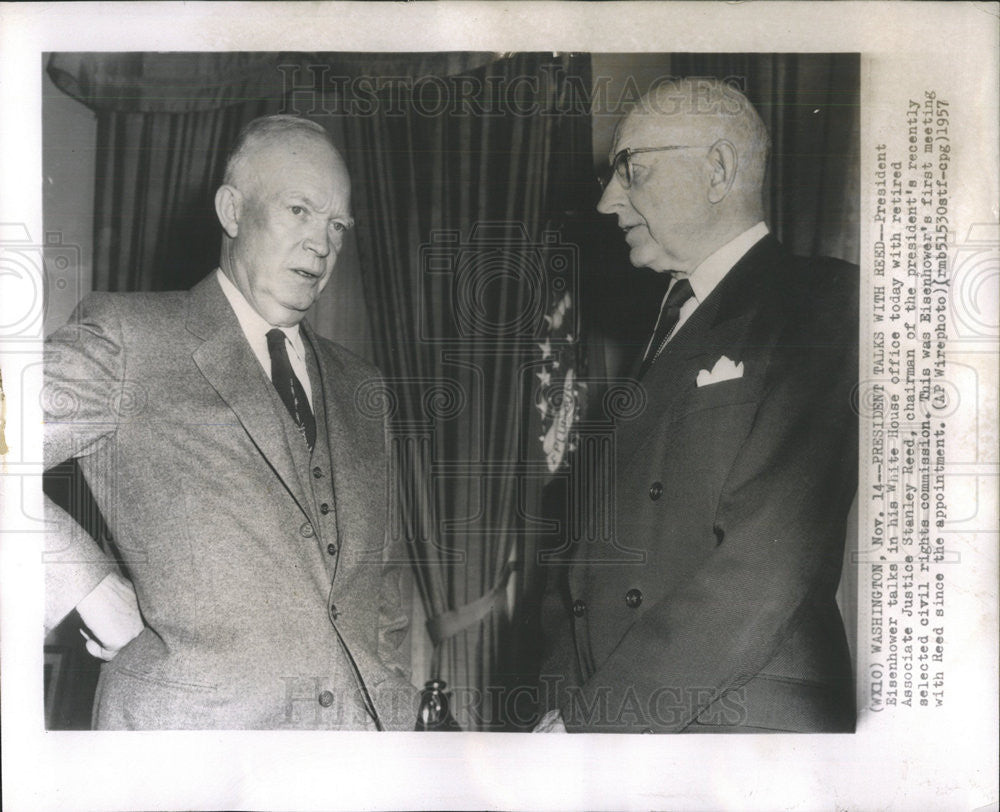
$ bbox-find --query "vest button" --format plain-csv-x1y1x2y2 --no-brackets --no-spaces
329,603,339,619
300,522,315,538
320,503,330,515
648,481,663,500
318,690,334,708
572,599,586,617
326,543,337,556
312,466,323,479
625,588,643,609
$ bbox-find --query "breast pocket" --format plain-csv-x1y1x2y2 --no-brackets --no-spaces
671,375,762,423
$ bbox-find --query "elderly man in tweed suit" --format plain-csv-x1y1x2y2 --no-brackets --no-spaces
44,115,416,730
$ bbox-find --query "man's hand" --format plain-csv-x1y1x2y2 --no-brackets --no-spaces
75,571,144,661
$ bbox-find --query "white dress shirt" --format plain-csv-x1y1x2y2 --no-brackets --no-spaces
642,221,770,360
216,269,313,408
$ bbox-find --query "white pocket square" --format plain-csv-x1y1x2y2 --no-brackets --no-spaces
696,355,744,387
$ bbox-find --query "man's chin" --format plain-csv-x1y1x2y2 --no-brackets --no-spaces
260,298,314,327
275,285,326,318
628,245,671,273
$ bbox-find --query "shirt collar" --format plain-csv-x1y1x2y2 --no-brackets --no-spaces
681,221,769,303
215,268,305,358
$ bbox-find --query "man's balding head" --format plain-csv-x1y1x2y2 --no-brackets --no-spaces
598,78,770,274
640,78,770,201
222,115,341,193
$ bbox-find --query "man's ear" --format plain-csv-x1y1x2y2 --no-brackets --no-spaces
214,185,242,238
706,139,738,204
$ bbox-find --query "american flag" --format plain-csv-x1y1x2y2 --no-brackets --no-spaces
534,289,587,474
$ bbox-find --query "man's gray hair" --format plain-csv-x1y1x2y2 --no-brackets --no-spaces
222,115,338,189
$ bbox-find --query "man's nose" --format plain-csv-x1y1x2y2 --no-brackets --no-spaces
303,224,332,257
596,178,625,215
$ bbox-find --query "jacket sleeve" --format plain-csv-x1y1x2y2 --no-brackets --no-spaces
563,272,859,732
43,295,122,630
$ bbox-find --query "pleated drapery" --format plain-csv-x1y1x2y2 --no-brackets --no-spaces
338,53,593,729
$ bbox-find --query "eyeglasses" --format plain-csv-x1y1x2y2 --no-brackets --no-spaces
600,145,706,190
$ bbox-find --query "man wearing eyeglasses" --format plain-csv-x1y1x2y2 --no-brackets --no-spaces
537,78,858,733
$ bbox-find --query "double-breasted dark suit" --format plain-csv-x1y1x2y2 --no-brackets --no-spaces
541,236,858,732
44,274,416,729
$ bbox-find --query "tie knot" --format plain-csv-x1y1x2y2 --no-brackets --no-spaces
266,328,287,353
665,277,694,310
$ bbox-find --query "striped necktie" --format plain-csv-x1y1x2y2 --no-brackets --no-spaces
266,328,316,451
637,277,694,380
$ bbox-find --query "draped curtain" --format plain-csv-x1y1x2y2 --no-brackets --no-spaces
337,53,592,729
47,53,290,293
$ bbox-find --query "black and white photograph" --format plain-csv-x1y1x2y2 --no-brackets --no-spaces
1,3,997,810
38,50,860,735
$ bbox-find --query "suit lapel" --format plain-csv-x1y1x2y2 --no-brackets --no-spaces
615,237,784,468
186,274,313,521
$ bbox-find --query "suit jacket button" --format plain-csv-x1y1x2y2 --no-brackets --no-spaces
326,542,337,556
572,599,586,617
318,690,334,708
320,503,331,515
648,481,663,500
329,603,339,619
625,588,643,609
300,522,315,538
312,466,323,479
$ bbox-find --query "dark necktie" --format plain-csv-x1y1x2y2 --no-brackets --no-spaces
266,328,316,451
637,277,695,380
